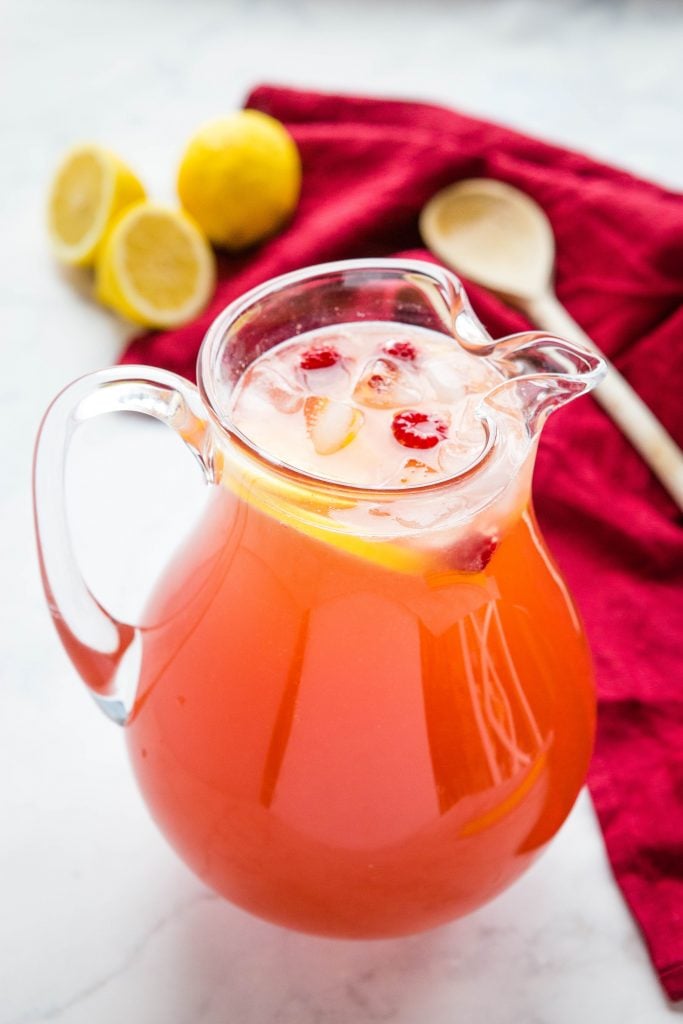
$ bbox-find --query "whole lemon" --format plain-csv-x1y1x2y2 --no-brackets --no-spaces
177,111,301,250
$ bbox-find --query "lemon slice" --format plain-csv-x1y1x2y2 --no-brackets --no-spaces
95,202,216,328
219,456,425,575
47,145,145,266
279,504,426,575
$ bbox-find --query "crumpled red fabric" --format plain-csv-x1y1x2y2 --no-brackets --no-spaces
122,85,683,1001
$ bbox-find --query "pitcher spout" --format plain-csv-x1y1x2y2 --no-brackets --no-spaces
482,331,606,436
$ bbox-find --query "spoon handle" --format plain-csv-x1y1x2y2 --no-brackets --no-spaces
525,291,683,511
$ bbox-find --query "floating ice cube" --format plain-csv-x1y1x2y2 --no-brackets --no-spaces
438,441,474,476
244,363,304,414
353,357,422,409
423,356,467,403
438,421,487,476
300,361,351,399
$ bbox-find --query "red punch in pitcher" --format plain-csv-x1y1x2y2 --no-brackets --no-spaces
34,259,605,937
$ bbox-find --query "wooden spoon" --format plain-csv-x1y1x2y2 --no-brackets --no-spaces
419,178,683,510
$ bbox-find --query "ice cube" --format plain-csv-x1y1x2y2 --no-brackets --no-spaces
437,421,487,476
244,363,304,414
353,357,422,409
304,396,364,455
423,356,467,403
299,360,351,399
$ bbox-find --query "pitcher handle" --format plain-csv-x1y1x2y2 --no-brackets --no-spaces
33,365,216,725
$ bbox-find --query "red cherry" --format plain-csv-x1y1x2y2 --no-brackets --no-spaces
447,534,498,572
300,345,341,370
384,340,417,361
391,410,449,449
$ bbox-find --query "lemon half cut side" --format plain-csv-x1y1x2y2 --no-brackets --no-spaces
47,145,145,266
95,202,216,329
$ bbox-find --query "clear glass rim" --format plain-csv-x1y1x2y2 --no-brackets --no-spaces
196,257,498,499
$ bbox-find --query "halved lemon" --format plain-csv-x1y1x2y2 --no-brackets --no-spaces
47,145,145,266
95,202,216,328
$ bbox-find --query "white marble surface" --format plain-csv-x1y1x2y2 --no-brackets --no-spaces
2,0,682,1021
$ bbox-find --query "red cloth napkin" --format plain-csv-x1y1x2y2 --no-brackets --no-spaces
122,85,683,1001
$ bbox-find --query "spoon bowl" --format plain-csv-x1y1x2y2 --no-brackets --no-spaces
420,178,554,303
419,177,683,510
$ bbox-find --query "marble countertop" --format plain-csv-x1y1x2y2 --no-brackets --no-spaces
2,1,682,1021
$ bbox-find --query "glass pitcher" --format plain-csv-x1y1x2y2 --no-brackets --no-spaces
34,259,605,938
